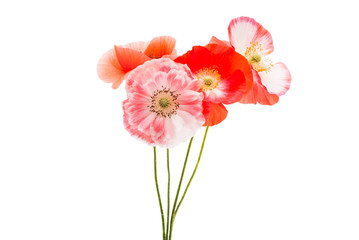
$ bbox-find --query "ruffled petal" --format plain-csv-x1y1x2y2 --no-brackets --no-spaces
259,62,291,96
239,69,279,105
123,58,204,148
228,16,274,56
144,36,176,59
97,48,126,89
123,100,155,144
114,45,151,72
202,101,228,126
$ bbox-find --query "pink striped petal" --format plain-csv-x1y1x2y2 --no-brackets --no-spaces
123,100,155,144
228,16,274,55
150,117,166,142
259,63,291,96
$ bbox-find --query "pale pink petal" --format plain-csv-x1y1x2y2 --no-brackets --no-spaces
97,48,126,88
122,41,149,52
165,110,204,147
209,36,232,48
259,63,291,96
228,16,274,55
153,71,169,89
177,90,204,105
167,69,195,92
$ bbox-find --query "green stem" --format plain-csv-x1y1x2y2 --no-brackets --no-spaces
168,137,194,240
174,126,209,216
153,147,166,240
165,148,170,240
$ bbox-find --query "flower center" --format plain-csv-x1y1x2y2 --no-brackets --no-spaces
149,87,180,118
251,53,261,63
159,97,170,108
245,42,273,73
203,77,213,86
195,67,221,92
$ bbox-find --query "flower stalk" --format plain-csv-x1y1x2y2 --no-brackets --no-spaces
153,147,166,240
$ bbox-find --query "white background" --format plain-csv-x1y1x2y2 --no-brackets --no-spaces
1,0,358,239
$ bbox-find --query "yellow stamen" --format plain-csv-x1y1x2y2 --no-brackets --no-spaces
195,67,221,92
245,42,273,73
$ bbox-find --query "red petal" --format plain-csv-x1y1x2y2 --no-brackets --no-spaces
204,43,253,94
202,101,228,126
114,45,151,72
219,69,246,104
144,36,176,59
239,69,279,105
175,46,211,73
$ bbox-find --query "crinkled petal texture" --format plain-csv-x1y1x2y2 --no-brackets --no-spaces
175,43,252,126
123,58,204,148
97,36,177,89
228,16,274,56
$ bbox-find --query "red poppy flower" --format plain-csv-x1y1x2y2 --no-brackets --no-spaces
97,36,177,89
175,41,253,126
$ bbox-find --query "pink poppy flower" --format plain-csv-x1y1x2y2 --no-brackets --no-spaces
97,36,177,89
228,17,292,105
123,58,205,147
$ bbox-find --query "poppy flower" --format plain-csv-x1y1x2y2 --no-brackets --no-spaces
123,58,204,148
175,42,253,126
97,36,177,89
228,16,291,105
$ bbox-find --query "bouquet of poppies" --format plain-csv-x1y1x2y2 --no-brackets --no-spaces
97,16,291,240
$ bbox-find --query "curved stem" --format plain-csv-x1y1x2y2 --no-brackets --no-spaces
168,137,194,240
153,147,166,240
175,126,209,215
165,148,170,240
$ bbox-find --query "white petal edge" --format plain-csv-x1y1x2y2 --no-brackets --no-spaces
228,16,274,56
259,63,291,96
